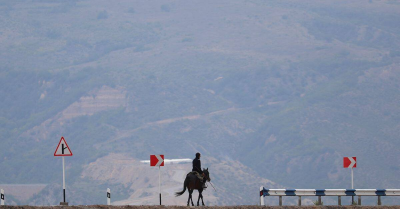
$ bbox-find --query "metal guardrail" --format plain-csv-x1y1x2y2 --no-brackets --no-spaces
260,187,400,206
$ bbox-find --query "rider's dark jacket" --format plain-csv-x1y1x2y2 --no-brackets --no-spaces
192,157,203,174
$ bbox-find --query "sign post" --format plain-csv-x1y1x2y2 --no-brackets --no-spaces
54,137,73,206
351,167,354,189
150,155,164,205
63,156,65,203
344,157,356,203
260,186,264,205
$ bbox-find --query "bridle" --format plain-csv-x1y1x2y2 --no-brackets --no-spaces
204,169,211,182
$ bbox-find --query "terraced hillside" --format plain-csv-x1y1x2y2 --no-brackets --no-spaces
1,0,400,206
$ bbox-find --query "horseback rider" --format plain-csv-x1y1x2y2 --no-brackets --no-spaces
192,152,207,188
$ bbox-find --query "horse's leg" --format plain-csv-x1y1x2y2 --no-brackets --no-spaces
190,189,195,206
187,188,191,206
198,188,204,206
201,192,205,206
197,189,201,206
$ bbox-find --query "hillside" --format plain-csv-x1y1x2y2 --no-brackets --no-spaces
1,0,400,206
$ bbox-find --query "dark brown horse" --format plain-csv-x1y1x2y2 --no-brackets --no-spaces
175,168,211,206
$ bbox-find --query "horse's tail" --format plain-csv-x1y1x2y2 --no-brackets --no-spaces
175,176,188,197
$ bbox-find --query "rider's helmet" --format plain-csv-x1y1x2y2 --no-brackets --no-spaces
196,152,201,158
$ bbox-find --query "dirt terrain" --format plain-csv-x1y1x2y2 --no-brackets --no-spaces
0,206,400,209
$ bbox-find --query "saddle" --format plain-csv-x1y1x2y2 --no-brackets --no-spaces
187,171,203,180
187,171,198,176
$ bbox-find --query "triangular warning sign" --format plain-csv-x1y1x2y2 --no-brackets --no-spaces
54,137,73,156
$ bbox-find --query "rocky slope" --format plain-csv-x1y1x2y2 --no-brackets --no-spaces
1,0,400,206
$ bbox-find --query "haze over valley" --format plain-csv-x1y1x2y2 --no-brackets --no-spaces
1,0,400,206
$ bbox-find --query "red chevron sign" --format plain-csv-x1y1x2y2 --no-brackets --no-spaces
150,155,164,167
343,157,357,168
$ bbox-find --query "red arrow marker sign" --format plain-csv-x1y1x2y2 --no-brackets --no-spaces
150,155,164,167
343,157,357,168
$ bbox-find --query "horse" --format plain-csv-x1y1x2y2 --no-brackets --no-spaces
175,168,211,206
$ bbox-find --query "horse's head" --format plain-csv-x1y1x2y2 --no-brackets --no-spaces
203,168,211,182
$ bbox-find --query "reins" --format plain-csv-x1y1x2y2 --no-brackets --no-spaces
208,181,217,192
195,166,217,192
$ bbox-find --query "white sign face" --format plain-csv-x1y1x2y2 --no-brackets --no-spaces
54,137,73,156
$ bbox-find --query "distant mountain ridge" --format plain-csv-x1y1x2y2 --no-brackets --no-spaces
1,0,400,205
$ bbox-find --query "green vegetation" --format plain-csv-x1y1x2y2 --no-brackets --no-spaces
313,200,324,206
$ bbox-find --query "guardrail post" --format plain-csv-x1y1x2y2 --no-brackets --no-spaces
0,189,4,205
298,196,301,206
279,196,282,206
107,188,111,205
318,196,322,205
378,196,381,205
358,196,361,205
338,196,341,205
260,187,264,206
